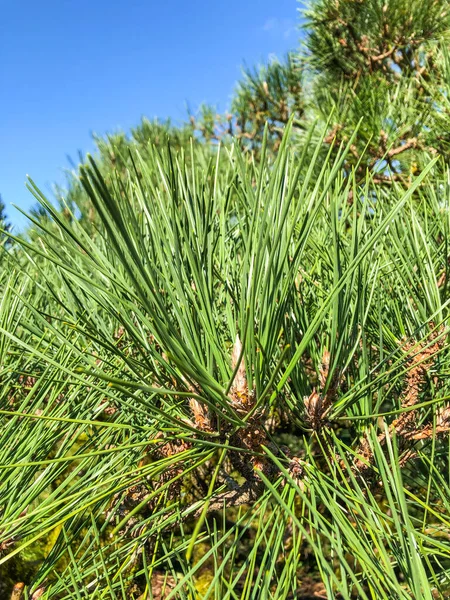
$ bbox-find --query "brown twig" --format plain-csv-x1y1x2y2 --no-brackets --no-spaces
386,137,418,158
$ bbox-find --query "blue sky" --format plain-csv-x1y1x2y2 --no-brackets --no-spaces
1,0,301,230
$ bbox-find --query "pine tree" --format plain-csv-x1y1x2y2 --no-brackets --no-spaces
191,53,305,154
305,0,450,180
197,0,450,184
0,194,10,233
5,5,450,596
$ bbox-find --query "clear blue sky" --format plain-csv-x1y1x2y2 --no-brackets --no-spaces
1,0,301,230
